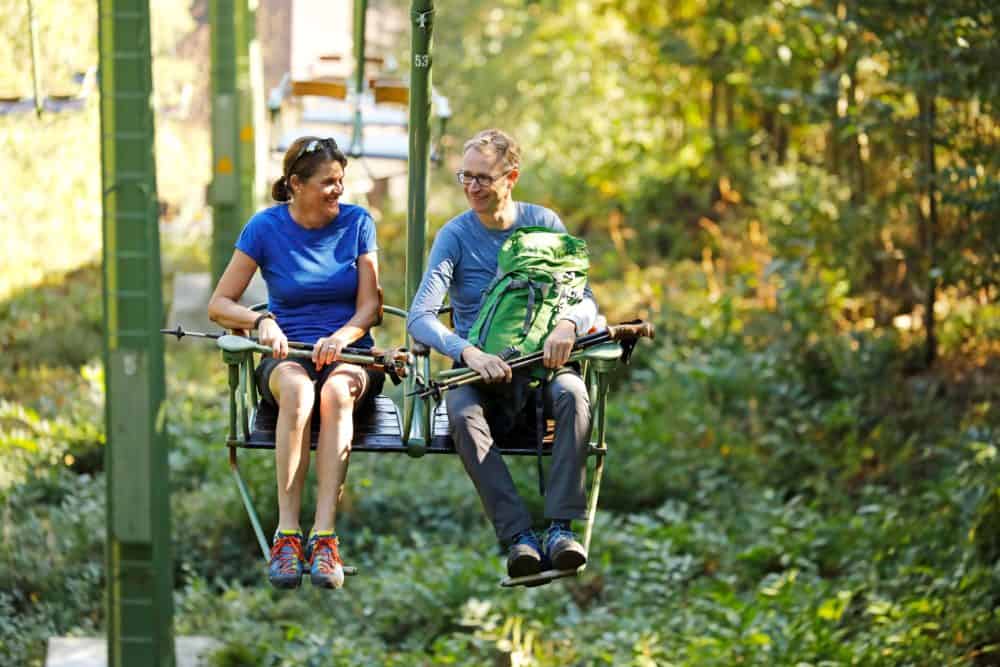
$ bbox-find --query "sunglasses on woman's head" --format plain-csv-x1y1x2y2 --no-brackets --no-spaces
289,137,339,170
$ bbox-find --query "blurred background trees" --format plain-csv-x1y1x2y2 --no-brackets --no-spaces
1,1,997,665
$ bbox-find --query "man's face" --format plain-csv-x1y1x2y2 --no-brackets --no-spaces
460,148,516,216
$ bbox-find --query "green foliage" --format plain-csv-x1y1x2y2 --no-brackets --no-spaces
1,0,998,665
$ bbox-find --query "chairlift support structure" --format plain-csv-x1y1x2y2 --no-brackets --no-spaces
1,2,95,117
213,0,648,588
208,0,261,283
266,0,450,164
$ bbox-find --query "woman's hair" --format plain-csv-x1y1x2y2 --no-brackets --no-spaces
271,136,348,202
462,128,521,171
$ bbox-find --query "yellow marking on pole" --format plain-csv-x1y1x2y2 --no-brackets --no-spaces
240,125,253,142
217,156,234,174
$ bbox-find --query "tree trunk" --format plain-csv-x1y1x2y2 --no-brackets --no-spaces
846,0,866,203
918,90,938,366
849,58,866,203
710,75,723,166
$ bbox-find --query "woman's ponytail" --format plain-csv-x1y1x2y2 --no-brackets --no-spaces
271,176,290,202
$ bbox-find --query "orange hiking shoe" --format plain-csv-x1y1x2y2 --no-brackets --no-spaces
268,529,305,589
307,532,345,589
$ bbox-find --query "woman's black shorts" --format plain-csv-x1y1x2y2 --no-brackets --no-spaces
254,357,385,413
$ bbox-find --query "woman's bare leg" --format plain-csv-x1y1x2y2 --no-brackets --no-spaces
270,363,315,532
312,365,369,532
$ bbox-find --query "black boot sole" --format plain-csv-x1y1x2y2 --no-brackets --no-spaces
551,548,587,571
507,553,543,579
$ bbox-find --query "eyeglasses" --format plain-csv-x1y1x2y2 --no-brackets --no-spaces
289,137,339,172
455,169,512,188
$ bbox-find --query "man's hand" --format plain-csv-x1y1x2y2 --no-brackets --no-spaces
313,333,352,370
543,320,577,369
258,318,289,359
461,346,512,384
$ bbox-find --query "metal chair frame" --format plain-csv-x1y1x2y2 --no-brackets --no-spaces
221,306,623,584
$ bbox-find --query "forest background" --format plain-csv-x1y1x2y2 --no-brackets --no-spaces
1,0,998,665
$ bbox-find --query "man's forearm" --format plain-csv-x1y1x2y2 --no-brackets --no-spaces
408,312,471,362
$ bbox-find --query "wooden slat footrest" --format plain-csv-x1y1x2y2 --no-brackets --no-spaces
500,567,580,588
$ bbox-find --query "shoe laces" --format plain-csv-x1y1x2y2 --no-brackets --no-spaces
309,536,343,573
547,526,575,547
270,535,304,574
513,530,539,549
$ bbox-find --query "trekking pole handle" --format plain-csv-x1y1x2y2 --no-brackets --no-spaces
606,320,655,342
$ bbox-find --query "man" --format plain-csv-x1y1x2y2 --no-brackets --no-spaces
407,129,598,578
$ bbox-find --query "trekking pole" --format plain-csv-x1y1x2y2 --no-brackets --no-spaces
161,324,372,356
411,320,654,399
162,326,412,384
214,335,413,385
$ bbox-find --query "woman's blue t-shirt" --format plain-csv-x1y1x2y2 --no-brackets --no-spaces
235,203,377,347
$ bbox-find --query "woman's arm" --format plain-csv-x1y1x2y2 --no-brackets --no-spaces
313,252,380,367
207,249,259,329
207,249,289,358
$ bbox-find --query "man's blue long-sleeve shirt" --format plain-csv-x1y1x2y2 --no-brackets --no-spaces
407,202,597,362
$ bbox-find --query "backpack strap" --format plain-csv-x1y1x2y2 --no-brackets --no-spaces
473,278,514,347
534,383,545,496
500,278,550,337
520,280,546,336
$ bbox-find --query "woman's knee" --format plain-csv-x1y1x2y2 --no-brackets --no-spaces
277,378,314,423
319,374,358,414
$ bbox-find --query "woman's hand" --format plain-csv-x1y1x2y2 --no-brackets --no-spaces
461,346,512,384
313,333,353,370
258,318,289,359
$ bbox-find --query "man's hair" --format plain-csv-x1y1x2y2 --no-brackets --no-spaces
462,129,521,171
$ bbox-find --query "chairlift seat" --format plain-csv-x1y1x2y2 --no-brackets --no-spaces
372,80,409,106
238,393,563,456
289,78,349,100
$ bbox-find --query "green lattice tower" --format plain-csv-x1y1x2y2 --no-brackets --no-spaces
209,0,258,283
98,0,175,664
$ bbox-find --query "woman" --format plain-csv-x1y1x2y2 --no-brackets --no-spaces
208,136,383,590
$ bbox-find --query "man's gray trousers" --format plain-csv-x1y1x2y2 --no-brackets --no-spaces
445,370,592,545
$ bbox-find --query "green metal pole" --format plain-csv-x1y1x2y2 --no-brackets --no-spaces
27,0,42,117
209,0,258,283
98,0,174,663
350,0,367,155
403,0,434,453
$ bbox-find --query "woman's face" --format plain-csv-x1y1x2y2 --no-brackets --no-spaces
293,160,345,220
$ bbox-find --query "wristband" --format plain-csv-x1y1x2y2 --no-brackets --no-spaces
253,312,275,329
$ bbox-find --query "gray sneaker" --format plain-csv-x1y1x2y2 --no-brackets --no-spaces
545,526,587,571
506,531,543,578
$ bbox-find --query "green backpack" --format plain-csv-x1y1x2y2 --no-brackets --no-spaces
468,226,590,371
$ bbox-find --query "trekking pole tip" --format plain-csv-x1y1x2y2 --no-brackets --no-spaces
160,324,185,339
